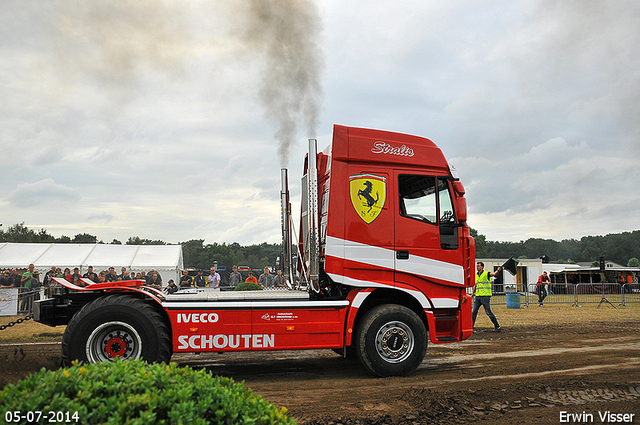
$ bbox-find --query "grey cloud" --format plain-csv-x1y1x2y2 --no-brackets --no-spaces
455,137,615,216
86,213,114,224
1,0,638,245
53,0,190,87
7,179,81,208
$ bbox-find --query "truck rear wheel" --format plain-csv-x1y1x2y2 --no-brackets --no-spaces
355,304,427,377
62,294,171,366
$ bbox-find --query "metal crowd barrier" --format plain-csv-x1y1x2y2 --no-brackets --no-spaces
8,285,65,315
489,282,639,307
9,288,45,315
620,283,639,306
8,282,640,315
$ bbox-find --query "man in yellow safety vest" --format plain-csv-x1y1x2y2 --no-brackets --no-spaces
473,262,502,332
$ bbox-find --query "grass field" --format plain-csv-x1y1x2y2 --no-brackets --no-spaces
472,299,640,328
0,316,66,341
2,301,639,339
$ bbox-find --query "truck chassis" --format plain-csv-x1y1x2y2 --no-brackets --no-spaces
36,277,459,377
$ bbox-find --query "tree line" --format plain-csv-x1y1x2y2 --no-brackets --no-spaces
471,229,640,267
2,223,639,269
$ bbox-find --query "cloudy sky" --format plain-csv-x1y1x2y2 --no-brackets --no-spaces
1,0,639,246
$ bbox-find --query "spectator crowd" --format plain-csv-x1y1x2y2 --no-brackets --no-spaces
1,263,293,313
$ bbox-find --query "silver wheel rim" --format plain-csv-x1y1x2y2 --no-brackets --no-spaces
374,320,414,364
86,321,143,363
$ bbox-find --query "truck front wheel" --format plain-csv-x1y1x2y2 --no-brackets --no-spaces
62,295,171,366
355,304,427,377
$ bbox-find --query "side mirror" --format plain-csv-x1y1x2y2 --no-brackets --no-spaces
456,196,467,223
453,181,465,196
452,181,467,222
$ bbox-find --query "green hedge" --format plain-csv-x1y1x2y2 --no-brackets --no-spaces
0,360,295,425
234,282,263,291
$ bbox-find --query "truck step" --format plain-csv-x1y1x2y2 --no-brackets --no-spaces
436,337,459,342
434,315,457,321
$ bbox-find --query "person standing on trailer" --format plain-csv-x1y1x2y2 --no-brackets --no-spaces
229,265,242,289
165,279,178,294
179,270,192,289
473,262,502,332
208,267,220,291
194,269,206,288
273,269,286,288
258,267,273,288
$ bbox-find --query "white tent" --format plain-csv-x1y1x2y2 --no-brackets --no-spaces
0,243,183,287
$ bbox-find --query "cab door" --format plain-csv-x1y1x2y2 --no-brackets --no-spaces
341,166,395,286
394,172,465,288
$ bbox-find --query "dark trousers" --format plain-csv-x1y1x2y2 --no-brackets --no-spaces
537,285,547,304
19,289,35,313
472,296,500,328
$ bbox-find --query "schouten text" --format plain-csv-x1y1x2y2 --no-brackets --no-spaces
177,334,275,350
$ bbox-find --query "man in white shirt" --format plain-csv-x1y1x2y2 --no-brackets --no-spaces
208,267,221,291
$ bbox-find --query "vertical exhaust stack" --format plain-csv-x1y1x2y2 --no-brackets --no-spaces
280,168,293,289
305,138,320,293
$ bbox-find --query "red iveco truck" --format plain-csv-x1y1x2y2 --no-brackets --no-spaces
34,124,475,377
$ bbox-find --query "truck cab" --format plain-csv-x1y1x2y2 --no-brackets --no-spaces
302,125,475,367
320,125,473,292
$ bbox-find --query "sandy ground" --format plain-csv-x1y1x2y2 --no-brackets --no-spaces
1,318,638,424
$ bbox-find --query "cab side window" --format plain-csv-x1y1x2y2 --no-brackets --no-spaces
438,177,456,224
399,174,458,249
398,175,437,224
437,177,458,250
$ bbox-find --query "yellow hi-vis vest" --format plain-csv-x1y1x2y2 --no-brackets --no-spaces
475,271,492,296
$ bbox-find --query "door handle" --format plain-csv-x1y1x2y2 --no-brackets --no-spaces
396,250,409,260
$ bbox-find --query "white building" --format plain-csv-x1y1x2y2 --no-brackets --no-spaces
476,258,543,293
0,243,183,286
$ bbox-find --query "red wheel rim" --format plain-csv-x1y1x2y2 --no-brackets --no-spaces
104,336,127,357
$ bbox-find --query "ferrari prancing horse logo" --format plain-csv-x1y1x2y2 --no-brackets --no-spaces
350,174,386,224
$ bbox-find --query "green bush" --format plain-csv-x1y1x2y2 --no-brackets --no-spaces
234,282,263,291
0,360,295,425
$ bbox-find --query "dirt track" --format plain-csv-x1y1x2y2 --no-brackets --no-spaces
1,320,639,424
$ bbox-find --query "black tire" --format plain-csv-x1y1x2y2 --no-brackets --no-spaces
62,294,172,366
354,304,427,377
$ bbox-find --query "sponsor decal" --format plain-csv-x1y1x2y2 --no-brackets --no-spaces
349,174,386,224
176,313,219,323
371,141,414,157
0,289,17,316
177,334,275,350
260,312,298,321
